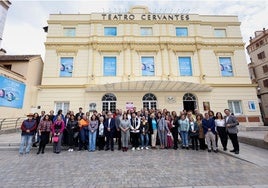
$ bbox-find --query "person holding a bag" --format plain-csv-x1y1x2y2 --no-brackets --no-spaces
189,117,199,150
51,115,65,154
157,112,170,149
36,114,52,154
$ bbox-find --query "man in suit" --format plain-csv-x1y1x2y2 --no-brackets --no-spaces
104,111,116,151
224,109,239,154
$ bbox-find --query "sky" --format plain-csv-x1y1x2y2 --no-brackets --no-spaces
1,0,268,62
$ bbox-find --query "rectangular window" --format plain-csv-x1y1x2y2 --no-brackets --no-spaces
219,57,233,76
214,29,226,37
60,57,73,77
257,51,266,59
140,27,153,36
176,27,188,36
263,79,268,87
64,28,76,37
263,65,268,73
103,57,116,76
104,27,117,36
55,102,69,116
178,57,192,76
141,57,155,76
228,100,243,115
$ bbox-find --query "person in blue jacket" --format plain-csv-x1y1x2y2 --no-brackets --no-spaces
202,113,218,153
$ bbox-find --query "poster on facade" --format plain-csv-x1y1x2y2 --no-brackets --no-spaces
60,57,73,77
126,102,134,110
89,103,97,112
141,57,155,76
219,57,233,76
203,101,210,111
103,57,116,76
0,75,26,109
179,57,192,76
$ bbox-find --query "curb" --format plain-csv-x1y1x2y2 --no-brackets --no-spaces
239,136,268,150
218,149,258,166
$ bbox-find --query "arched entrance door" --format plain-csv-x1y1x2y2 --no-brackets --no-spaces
183,93,197,112
142,93,157,110
102,93,117,113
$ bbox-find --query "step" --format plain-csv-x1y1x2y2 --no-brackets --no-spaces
239,126,268,131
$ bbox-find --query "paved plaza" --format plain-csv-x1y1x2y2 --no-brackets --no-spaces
0,136,268,188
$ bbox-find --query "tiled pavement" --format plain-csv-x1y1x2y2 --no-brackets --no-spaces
0,132,268,187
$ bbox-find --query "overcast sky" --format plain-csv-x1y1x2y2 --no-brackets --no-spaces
1,0,268,61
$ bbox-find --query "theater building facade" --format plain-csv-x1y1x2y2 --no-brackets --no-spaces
38,6,263,126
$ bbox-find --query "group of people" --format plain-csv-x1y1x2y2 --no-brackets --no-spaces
19,107,240,155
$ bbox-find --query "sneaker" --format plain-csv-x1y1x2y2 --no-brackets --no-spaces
136,147,140,151
141,147,144,150
71,149,74,152
145,147,149,150
132,147,135,151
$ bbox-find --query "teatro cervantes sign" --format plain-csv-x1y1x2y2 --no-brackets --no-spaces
101,13,190,21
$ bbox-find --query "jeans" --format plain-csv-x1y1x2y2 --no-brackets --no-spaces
140,133,149,147
79,127,88,150
19,135,33,154
158,129,167,147
88,131,97,151
180,131,189,147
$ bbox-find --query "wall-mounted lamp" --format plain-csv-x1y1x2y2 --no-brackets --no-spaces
201,74,206,80
128,74,130,80
91,74,95,80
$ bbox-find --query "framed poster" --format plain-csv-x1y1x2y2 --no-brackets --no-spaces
126,102,134,110
219,57,233,76
0,75,26,109
141,57,155,76
60,57,73,77
203,101,210,111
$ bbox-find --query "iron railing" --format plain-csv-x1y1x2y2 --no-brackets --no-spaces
0,117,25,130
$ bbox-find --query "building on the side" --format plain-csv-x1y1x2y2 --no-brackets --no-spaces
247,28,268,124
0,55,43,118
38,5,262,126
0,0,11,48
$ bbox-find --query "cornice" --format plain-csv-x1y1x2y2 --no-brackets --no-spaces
38,85,86,89
210,83,258,87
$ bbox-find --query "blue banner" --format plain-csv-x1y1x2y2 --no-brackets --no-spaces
219,57,233,76
179,57,192,76
60,57,73,77
141,57,155,76
104,57,116,76
0,76,26,109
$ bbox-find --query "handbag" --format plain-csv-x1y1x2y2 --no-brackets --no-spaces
53,136,59,143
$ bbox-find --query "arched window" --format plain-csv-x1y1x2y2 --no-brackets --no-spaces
142,93,157,110
102,93,117,113
183,93,197,112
